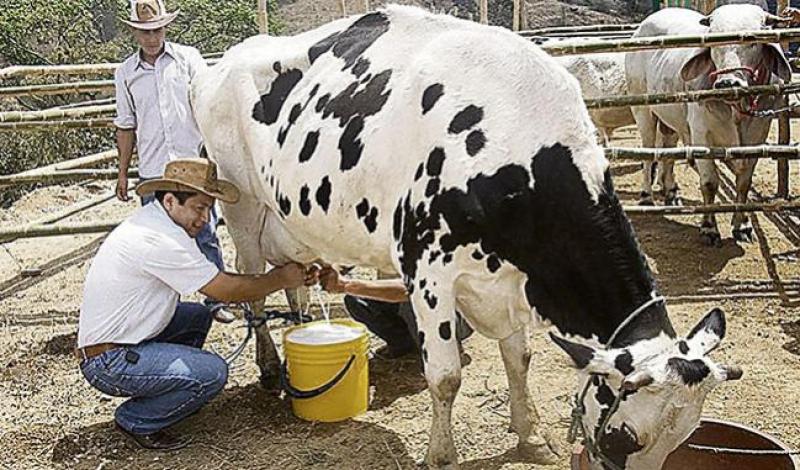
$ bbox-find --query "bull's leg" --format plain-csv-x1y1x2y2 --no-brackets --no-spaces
416,296,461,469
695,159,722,246
633,111,659,205
657,127,681,206
499,328,559,464
730,160,757,242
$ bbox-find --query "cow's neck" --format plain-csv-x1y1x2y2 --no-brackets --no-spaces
520,158,676,347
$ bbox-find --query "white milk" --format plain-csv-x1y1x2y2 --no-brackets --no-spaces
286,323,363,345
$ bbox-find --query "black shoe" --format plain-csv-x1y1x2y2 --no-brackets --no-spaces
115,423,189,451
375,344,415,360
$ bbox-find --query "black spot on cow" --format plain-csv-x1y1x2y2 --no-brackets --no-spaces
448,105,483,134
315,176,332,212
356,198,369,217
486,254,501,273
466,130,486,157
419,279,427,289
260,165,265,173
277,101,305,147
668,357,710,386
425,178,440,198
471,250,484,260
424,290,438,309
299,185,312,216
316,94,330,113
414,163,425,181
352,57,370,77
396,143,674,346
439,321,452,341
442,253,453,265
355,199,379,233
392,201,403,241
426,148,445,177
307,12,390,71
361,73,372,83
422,348,428,363
422,83,444,115
252,66,303,126
320,69,393,171
299,130,320,163
595,380,616,407
277,193,292,217
615,350,634,376
418,331,426,349
428,251,441,263
678,340,689,355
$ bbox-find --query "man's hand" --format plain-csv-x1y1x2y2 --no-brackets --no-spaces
319,267,348,294
272,263,320,289
116,174,130,201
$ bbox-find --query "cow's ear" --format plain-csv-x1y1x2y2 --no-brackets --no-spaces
549,333,616,374
681,48,713,81
686,308,726,355
764,43,792,82
699,16,711,27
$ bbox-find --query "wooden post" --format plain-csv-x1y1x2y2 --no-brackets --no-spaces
257,0,269,34
778,112,791,199
513,0,520,31
480,0,488,24
519,0,528,31
364,0,370,12
702,0,715,14
340,0,347,17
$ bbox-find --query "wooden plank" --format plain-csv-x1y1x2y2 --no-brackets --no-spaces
778,112,791,198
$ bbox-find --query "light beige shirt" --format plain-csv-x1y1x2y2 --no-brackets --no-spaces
114,42,207,178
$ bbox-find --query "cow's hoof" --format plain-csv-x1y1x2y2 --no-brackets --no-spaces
733,227,754,243
700,231,722,247
518,436,560,465
665,194,683,207
423,454,460,470
259,371,281,394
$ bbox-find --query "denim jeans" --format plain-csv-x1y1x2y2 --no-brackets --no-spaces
80,302,228,435
344,296,474,352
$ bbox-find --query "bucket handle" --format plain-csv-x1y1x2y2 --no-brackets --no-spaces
280,354,356,399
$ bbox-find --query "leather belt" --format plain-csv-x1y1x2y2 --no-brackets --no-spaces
75,343,123,361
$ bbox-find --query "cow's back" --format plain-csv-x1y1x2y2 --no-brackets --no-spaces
193,6,602,273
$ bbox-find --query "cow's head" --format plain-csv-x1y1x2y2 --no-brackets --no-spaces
680,5,791,89
551,308,742,469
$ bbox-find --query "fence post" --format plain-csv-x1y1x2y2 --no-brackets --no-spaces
480,0,488,24
778,112,791,199
257,0,268,34
513,0,520,31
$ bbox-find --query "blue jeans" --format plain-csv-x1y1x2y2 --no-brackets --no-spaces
80,302,228,435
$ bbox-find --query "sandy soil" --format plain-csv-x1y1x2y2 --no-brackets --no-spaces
2,119,800,470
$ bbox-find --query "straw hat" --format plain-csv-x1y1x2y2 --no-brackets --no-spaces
136,158,241,204
122,0,179,30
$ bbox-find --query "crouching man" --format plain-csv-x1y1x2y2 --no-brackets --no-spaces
77,158,317,450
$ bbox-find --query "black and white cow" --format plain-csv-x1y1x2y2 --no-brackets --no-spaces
192,6,742,469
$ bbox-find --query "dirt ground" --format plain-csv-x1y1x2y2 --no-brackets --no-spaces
3,118,800,470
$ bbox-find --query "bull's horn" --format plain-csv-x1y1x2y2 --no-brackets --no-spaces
722,365,743,381
622,372,654,391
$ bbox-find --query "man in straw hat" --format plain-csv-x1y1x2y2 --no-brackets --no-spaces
78,158,319,450
113,0,236,322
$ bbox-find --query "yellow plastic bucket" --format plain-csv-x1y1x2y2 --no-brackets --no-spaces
281,319,369,422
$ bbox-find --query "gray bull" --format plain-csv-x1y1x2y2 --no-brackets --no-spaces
625,5,790,245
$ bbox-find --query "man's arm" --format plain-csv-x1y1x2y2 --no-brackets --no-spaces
200,263,318,303
116,129,135,201
320,267,408,303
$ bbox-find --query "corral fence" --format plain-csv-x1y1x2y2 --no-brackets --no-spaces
1,1,799,242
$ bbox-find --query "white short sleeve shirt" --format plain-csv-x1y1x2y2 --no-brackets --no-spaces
78,201,219,348
114,42,208,178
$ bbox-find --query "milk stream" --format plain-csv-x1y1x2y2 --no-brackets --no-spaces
287,285,360,345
